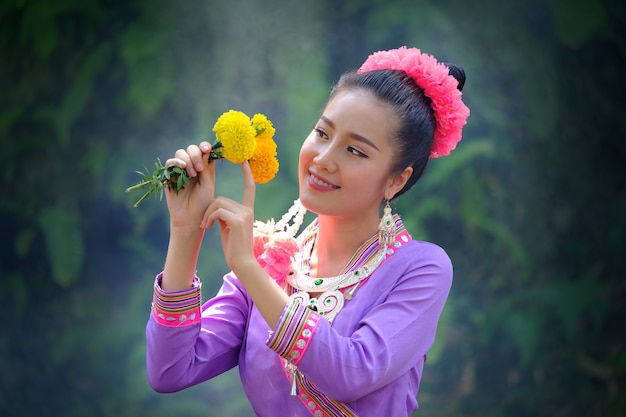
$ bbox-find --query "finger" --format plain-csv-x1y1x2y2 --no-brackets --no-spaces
186,144,205,175
199,141,212,154
241,161,256,209
164,156,188,170
172,148,195,176
202,197,250,229
201,197,227,229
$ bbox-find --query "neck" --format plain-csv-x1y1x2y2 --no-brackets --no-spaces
312,213,380,276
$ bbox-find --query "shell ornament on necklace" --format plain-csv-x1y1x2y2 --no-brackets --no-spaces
289,291,345,323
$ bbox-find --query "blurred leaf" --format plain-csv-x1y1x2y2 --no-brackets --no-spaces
37,205,84,287
0,0,27,18
549,0,608,48
14,227,36,259
118,25,173,120
420,139,494,190
524,277,609,341
36,43,112,147
6,273,29,318
0,107,23,134
427,299,453,363
17,0,103,58
19,1,58,58
79,142,108,176
502,311,541,367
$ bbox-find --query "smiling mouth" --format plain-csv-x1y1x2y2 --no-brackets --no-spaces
309,173,340,189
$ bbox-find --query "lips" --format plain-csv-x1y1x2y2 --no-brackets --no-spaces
308,171,339,190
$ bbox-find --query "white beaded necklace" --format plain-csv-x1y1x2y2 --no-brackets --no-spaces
287,244,387,322
288,245,387,293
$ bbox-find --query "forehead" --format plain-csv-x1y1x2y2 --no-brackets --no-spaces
322,90,398,142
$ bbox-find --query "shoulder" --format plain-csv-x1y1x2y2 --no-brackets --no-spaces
394,239,452,270
379,240,453,291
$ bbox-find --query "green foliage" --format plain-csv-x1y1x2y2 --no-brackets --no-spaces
39,43,113,147
37,205,84,287
549,0,610,48
118,25,173,120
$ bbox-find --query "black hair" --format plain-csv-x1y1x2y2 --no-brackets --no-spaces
329,62,466,200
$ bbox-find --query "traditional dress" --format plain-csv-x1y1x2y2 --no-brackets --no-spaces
146,215,452,416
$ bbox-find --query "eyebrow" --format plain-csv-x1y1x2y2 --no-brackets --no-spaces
320,116,381,152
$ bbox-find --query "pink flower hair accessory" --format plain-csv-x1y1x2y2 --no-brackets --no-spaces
357,46,470,158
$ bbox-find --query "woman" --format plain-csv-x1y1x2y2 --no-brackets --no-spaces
146,46,470,416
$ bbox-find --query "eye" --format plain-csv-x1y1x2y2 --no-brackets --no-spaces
348,146,368,158
314,128,328,140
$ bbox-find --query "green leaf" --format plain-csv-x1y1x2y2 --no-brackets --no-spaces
118,25,173,120
7,272,29,318
14,227,36,259
37,205,84,287
549,0,608,48
36,43,113,147
78,142,108,176
0,107,23,134
503,311,541,367
20,3,58,58
420,139,494,191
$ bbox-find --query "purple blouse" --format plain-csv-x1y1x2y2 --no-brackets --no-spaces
146,238,452,416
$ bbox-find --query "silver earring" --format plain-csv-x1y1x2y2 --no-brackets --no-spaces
378,200,395,249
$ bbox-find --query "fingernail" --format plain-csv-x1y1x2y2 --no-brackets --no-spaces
196,163,203,171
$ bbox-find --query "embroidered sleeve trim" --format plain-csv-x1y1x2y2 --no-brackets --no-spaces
266,299,320,366
151,272,202,327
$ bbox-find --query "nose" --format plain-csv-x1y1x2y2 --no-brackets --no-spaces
312,143,338,172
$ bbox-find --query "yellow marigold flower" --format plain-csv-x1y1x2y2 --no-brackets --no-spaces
249,116,279,183
251,113,276,142
250,154,279,184
213,110,257,163
253,135,277,158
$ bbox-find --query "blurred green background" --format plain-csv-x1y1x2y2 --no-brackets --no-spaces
1,0,624,416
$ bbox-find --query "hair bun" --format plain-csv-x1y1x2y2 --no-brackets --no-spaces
442,62,466,92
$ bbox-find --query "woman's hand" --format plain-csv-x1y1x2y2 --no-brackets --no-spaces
201,161,257,274
164,141,215,229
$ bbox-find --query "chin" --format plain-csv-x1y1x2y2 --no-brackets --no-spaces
298,191,320,215
298,189,337,216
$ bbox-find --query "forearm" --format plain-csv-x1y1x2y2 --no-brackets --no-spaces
162,225,205,291
147,273,249,393
232,260,289,329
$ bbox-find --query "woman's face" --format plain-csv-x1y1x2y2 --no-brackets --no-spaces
298,89,405,219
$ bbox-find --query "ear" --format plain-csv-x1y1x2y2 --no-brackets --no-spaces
384,166,413,200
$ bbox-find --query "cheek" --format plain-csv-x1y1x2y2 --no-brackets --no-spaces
298,137,314,178
298,135,316,163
